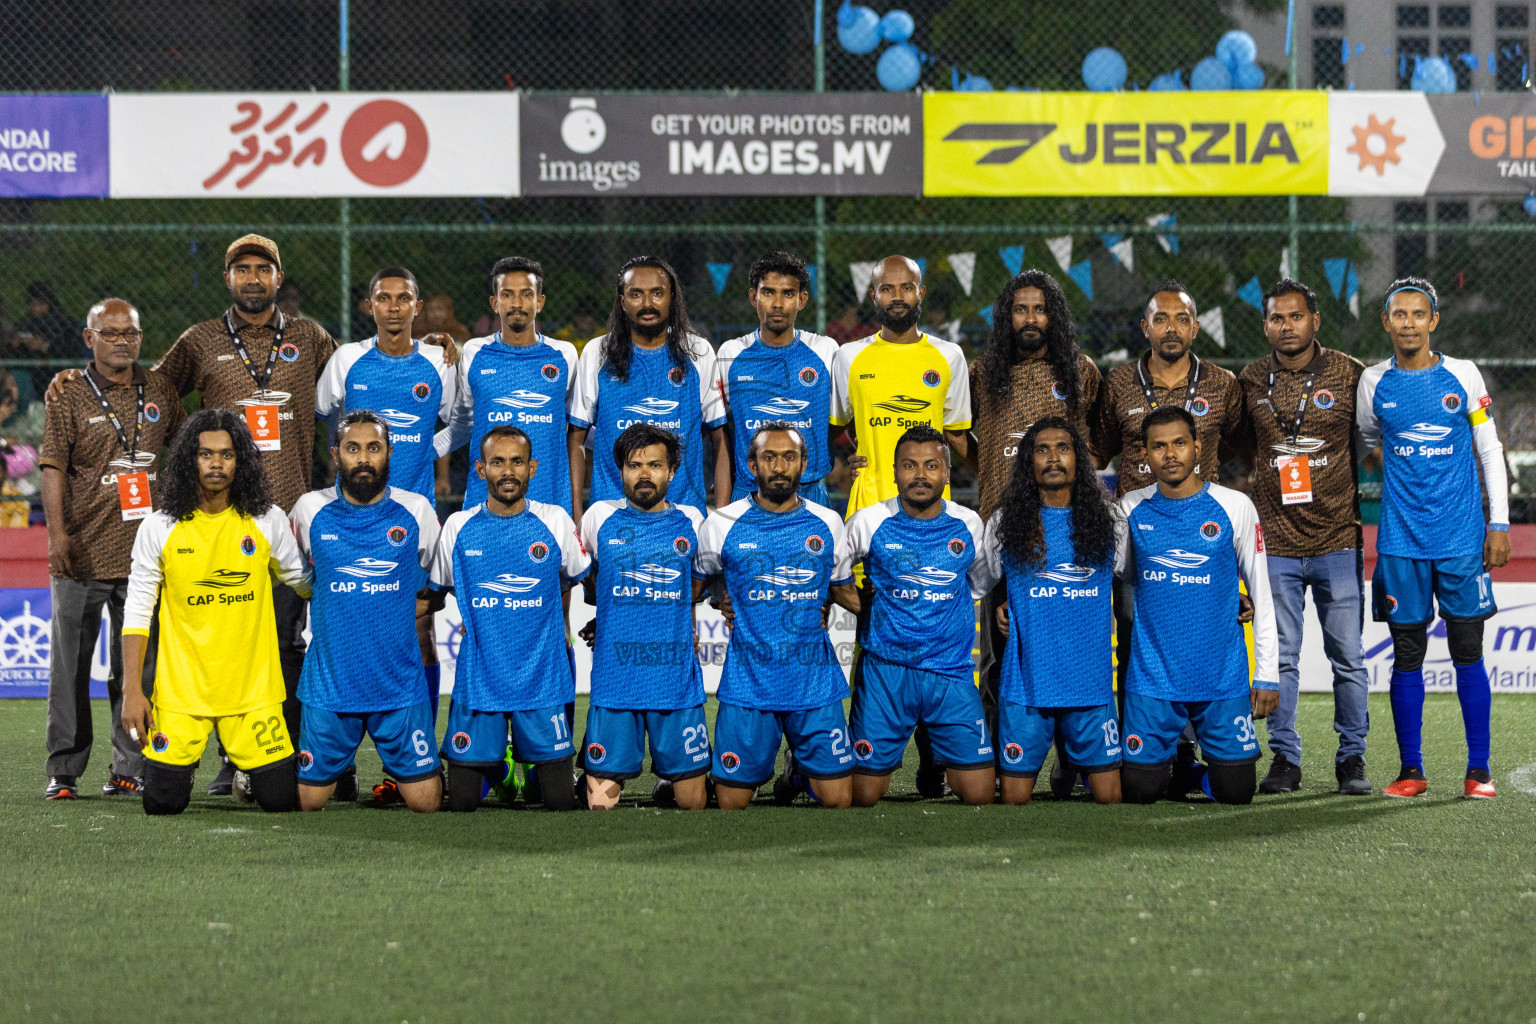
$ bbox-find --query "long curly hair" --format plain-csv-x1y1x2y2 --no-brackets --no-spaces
978,269,1082,418
602,255,695,383
996,416,1117,572
158,408,273,521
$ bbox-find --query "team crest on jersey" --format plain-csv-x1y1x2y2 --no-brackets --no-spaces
386,525,408,547
799,366,819,386
151,732,169,753
297,750,313,770
1125,734,1143,755
1313,390,1335,410
1189,396,1210,417
144,402,161,423
1386,594,1398,612
586,742,607,765
528,541,550,563
853,739,873,761
542,363,560,382
1002,742,1023,765
451,732,471,753
1051,381,1068,401
240,535,256,556
948,538,967,557
719,751,741,773
668,366,686,387
1442,393,1462,414
1199,521,1221,541
674,536,692,556
278,342,300,362
921,369,941,388
805,534,824,554
412,381,432,401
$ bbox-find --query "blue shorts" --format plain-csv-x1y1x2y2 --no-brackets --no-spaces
996,700,1120,776
711,699,853,787
731,478,828,506
582,704,711,781
297,703,440,785
441,701,575,766
1372,552,1495,625
1122,691,1259,766
848,653,992,774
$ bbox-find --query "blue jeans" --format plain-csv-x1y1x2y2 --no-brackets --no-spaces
1266,548,1370,763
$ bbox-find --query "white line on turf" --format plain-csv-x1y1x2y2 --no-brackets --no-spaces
1506,763,1536,795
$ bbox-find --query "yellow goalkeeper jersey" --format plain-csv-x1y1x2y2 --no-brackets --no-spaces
123,505,312,717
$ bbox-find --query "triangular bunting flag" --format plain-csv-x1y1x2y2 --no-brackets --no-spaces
1345,262,1360,318
1146,213,1178,254
850,261,877,302
1279,246,1292,281
1236,276,1264,310
1103,234,1134,272
1067,259,1093,300
1323,257,1349,298
806,264,819,297
1202,306,1226,349
942,318,963,344
998,244,1025,276
978,305,993,321
948,252,976,296
1046,236,1073,274
707,262,733,296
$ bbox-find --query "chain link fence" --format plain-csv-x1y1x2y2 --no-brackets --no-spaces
2,0,1534,523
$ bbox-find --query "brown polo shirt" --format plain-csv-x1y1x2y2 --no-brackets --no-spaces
40,363,186,580
155,308,335,513
1099,352,1242,495
1235,344,1364,559
971,351,1105,520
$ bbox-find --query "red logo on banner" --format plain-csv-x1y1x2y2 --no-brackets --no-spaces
204,100,330,190
341,100,430,188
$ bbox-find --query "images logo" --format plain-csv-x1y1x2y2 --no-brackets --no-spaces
560,97,605,154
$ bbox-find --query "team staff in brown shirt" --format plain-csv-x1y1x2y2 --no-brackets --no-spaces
39,299,184,800
1234,279,1371,797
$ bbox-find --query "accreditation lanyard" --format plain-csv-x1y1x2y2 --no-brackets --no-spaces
226,310,287,451
1265,363,1319,446
84,368,151,520
1135,352,1202,412
1266,358,1321,506
224,309,286,393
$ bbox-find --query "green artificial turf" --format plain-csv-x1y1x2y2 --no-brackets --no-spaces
3,694,1535,1023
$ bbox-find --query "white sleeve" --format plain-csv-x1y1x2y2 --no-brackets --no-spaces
828,517,854,585
288,493,320,565
568,338,603,430
431,511,463,591
694,511,727,578
693,337,727,429
261,506,312,598
1449,358,1510,528
578,500,616,573
979,512,1004,594
436,350,458,429
533,502,591,587
829,344,854,426
714,336,743,410
123,513,172,635
1114,489,1152,580
942,340,973,430
1355,361,1386,452
956,507,993,599
557,339,580,412
438,345,476,458
843,506,877,573
1217,490,1278,690
314,345,357,420
404,492,440,575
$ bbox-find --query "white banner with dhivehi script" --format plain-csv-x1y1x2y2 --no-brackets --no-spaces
109,93,518,197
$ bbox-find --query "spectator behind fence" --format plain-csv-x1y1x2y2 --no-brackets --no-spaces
552,298,604,353
414,292,471,343
14,281,81,359
0,367,40,526
276,279,314,322
825,301,875,345
38,298,185,801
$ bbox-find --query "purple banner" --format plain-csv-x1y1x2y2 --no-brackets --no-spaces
0,586,110,698
0,95,108,197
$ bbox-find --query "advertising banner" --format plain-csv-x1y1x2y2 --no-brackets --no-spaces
0,95,108,197
0,587,110,698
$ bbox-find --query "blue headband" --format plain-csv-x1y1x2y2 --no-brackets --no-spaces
1384,285,1437,313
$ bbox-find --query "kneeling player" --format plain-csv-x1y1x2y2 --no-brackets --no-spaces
431,426,590,811
981,418,1122,804
290,411,442,812
695,424,860,809
120,410,313,814
844,425,994,806
578,424,709,809
1117,407,1279,805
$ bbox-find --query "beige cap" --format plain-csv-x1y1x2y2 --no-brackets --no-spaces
224,233,281,271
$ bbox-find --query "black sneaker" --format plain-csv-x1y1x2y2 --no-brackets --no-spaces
1048,751,1075,800
207,758,235,796
102,773,144,796
1259,755,1302,794
44,776,78,800
1335,755,1372,796
914,763,952,800
771,749,802,805
333,765,360,802
652,778,678,809
1169,740,1201,797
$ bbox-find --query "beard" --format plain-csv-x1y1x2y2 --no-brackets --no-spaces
234,290,275,315
628,479,664,510
1014,325,1047,353
876,300,922,334
629,309,667,340
759,474,798,504
341,462,389,503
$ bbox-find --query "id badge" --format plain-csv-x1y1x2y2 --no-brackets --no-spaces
244,404,281,451
117,471,152,521
1277,454,1313,505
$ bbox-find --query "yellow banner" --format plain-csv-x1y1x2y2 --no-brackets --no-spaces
923,91,1329,196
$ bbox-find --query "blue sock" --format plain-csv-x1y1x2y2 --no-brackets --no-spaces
1455,659,1492,774
424,663,442,728
1389,669,1425,771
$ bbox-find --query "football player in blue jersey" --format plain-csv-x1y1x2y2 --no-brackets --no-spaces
1116,407,1279,805
714,251,841,505
843,425,994,806
431,425,591,812
289,411,442,812
1356,277,1510,799
695,423,860,809
577,423,709,810
981,417,1122,804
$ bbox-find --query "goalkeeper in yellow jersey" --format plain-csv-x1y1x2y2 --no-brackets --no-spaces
121,409,312,814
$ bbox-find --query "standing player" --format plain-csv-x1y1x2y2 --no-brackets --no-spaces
1116,407,1279,805
431,426,590,812
440,257,578,513
714,251,840,505
568,256,727,520
981,417,1122,804
843,425,994,807
1357,277,1510,799
577,424,708,810
119,410,312,814
694,424,859,810
289,412,441,813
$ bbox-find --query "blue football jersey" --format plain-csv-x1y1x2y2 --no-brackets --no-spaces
694,497,853,711
578,498,706,710
980,506,1115,708
290,486,439,712
314,339,456,507
570,332,726,513
441,333,579,513
1117,482,1278,702
715,330,838,490
430,500,591,711
1357,354,1506,560
844,497,989,675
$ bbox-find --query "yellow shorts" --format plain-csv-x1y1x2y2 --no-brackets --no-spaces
144,702,293,771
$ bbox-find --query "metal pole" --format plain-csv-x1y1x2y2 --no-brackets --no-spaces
1286,0,1300,277
813,0,828,333
338,0,352,342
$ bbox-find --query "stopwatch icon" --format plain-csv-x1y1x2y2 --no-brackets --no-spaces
561,98,606,155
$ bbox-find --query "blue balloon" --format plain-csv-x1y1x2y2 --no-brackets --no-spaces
879,9,915,43
957,73,992,92
837,5,881,55
1216,30,1257,66
1081,47,1127,92
1232,61,1266,89
1148,70,1186,91
1410,55,1457,93
876,43,923,91
1190,56,1233,90
1524,195,1536,218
